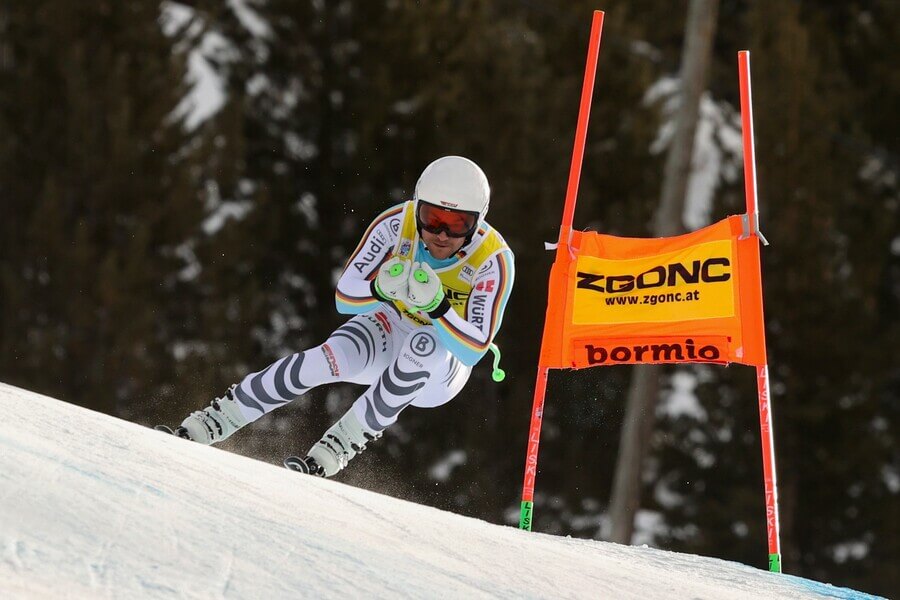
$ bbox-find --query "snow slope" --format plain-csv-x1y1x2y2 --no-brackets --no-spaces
0,383,882,599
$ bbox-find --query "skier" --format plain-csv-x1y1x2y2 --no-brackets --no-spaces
160,156,515,477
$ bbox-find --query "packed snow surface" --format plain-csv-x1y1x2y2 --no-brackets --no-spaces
0,383,882,599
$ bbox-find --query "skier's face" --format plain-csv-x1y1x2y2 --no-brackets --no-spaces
421,228,465,260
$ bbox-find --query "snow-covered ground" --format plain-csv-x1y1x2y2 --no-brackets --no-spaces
0,382,882,599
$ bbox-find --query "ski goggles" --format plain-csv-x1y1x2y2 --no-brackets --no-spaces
416,201,479,238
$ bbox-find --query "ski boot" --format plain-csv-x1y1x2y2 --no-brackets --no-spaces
158,385,249,445
284,409,381,478
283,455,324,476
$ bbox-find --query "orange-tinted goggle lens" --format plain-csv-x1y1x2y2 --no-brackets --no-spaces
417,202,478,238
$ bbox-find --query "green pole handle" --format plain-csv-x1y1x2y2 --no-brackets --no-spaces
413,268,429,283
489,343,505,382
389,263,405,277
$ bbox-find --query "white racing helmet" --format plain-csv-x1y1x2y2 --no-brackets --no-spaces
414,156,490,221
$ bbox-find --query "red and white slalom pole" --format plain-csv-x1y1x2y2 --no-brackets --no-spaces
738,49,782,573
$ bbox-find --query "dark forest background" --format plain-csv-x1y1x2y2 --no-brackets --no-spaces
1,1,897,596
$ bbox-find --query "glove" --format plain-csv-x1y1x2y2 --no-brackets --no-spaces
373,257,411,301
406,262,446,314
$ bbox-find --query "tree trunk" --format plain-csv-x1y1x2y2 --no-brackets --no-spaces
607,0,720,545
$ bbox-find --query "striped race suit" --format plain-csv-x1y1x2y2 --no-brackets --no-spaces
229,203,515,435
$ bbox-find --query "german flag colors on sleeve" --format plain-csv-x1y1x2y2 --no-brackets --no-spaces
433,249,515,366
334,204,404,315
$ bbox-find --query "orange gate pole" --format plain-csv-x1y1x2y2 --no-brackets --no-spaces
738,49,782,572
519,10,605,531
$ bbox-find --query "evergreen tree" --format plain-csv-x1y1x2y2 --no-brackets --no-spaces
0,1,201,418
650,2,898,594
